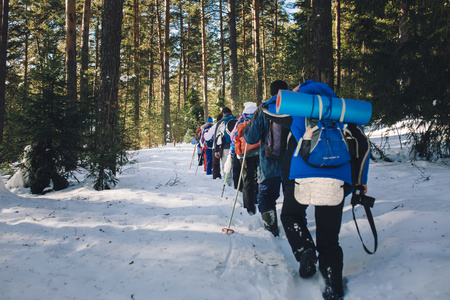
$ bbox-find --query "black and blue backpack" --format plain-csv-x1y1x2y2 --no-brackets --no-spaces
295,117,355,168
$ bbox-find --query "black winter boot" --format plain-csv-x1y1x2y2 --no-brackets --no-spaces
321,266,344,300
299,248,317,278
261,209,279,237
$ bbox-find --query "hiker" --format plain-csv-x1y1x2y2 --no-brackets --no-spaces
279,80,371,300
243,80,290,236
228,102,259,215
194,124,204,166
213,107,237,185
199,117,214,175
203,112,223,179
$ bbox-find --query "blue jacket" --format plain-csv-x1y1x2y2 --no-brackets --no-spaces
283,80,370,187
244,96,283,183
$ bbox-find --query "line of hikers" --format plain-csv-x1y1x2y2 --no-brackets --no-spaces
191,79,371,300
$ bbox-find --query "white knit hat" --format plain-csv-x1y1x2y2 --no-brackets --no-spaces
242,102,257,114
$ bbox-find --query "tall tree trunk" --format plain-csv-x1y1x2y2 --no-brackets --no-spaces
335,0,341,92
252,0,262,104
227,0,238,109
65,0,77,109
312,0,333,88
178,0,184,110
262,19,267,98
148,2,155,111
133,0,140,132
241,3,246,103
163,0,171,144
156,0,164,114
80,0,91,105
24,26,29,92
0,0,9,144
273,0,278,72
219,0,225,102
98,0,124,181
94,14,100,96
399,0,409,45
65,0,78,168
399,0,410,89
200,0,208,121
185,5,191,94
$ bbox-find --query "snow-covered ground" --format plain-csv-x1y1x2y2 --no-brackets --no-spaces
1,127,449,300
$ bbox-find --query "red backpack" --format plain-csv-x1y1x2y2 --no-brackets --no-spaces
235,120,260,156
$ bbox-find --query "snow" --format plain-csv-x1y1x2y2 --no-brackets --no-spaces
1,128,449,300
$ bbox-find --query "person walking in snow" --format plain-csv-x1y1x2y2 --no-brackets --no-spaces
279,80,371,300
243,80,290,236
227,102,260,215
203,113,223,179
199,117,214,175
213,107,237,185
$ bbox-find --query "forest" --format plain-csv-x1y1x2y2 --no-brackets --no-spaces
0,0,448,193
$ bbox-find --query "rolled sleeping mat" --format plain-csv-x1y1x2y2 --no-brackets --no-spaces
276,90,372,124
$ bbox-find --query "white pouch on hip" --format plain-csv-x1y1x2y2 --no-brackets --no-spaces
294,177,345,206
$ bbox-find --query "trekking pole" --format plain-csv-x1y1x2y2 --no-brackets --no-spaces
195,158,200,175
221,154,232,197
189,143,198,170
221,172,228,197
222,143,248,235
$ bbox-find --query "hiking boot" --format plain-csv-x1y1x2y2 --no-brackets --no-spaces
321,266,344,300
299,248,317,278
261,209,279,237
322,288,344,300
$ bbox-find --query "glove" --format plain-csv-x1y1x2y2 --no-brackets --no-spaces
224,153,232,174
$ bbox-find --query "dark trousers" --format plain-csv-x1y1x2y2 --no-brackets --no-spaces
212,155,221,179
281,180,344,294
242,156,258,214
257,176,281,213
232,155,241,190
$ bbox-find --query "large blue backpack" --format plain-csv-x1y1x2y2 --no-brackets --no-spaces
288,80,355,168
295,117,354,168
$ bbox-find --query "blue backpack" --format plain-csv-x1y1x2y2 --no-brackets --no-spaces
295,118,354,168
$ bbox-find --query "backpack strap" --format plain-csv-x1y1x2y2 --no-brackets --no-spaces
351,186,378,255
339,98,347,122
317,95,323,120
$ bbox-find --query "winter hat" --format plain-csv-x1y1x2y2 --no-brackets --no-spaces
242,102,257,115
206,116,213,123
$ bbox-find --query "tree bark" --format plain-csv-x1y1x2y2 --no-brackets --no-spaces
133,0,140,130
65,0,77,109
80,0,91,105
399,0,410,89
0,0,9,143
200,0,208,122
335,0,341,92
148,2,155,111
219,0,225,102
156,0,164,114
227,0,238,109
312,0,333,88
98,0,124,176
273,0,278,69
252,0,262,104
163,0,171,143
